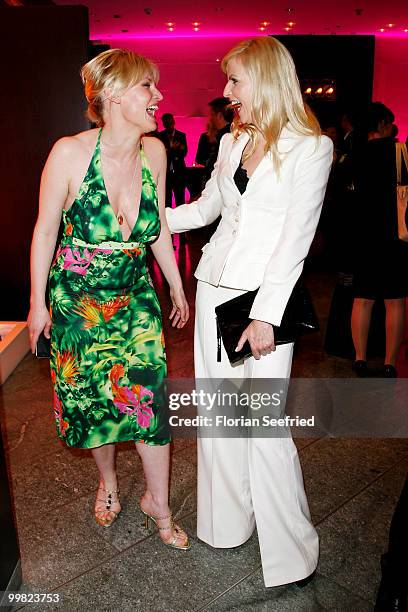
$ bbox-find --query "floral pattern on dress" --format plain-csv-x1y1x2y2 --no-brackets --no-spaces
48,130,169,448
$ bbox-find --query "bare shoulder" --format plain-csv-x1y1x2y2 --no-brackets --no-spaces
142,135,166,160
49,128,98,163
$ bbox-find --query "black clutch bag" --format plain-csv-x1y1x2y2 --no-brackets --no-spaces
215,280,319,365
35,331,51,359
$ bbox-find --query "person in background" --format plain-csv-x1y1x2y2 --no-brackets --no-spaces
351,102,408,377
322,124,340,162
322,110,362,358
326,111,358,272
312,123,338,264
158,113,188,207
195,97,233,185
390,124,399,142
340,110,356,157
195,118,218,183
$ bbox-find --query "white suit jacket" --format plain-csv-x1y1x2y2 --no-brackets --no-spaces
166,127,333,326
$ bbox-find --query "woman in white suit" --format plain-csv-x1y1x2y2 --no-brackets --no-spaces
166,37,333,587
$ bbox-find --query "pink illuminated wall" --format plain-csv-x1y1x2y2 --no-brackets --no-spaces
104,35,408,157
373,37,408,142
105,36,241,165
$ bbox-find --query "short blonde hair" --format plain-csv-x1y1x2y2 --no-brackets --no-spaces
221,37,320,171
81,48,159,126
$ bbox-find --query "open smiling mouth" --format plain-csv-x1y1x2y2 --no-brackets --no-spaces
146,105,158,117
227,99,242,111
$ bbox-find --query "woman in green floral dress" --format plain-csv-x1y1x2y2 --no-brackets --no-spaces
28,49,190,549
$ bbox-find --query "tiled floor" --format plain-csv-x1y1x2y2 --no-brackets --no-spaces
1,231,407,611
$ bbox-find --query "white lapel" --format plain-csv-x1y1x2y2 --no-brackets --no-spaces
250,127,298,184
227,125,299,195
229,133,249,174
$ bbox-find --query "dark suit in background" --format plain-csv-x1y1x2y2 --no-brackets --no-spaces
158,116,188,207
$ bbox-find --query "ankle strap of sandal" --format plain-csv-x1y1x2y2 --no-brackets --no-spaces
96,488,120,511
98,486,119,494
155,514,175,530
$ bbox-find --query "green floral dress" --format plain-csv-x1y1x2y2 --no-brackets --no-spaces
49,130,169,448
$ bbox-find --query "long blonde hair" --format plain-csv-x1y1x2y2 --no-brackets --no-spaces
81,48,159,126
221,37,320,170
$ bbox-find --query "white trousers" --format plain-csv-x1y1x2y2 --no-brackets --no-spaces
194,280,319,587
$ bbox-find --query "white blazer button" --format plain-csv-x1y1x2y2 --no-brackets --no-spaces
234,216,239,223
232,230,237,236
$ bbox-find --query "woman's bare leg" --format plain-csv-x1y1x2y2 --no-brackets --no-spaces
384,298,406,366
92,443,121,520
136,442,188,546
351,298,375,360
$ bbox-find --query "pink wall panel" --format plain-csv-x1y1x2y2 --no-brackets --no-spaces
373,38,408,142
105,36,408,152
106,36,235,116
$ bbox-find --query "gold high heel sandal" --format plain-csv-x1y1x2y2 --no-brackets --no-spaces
141,508,191,551
94,486,121,528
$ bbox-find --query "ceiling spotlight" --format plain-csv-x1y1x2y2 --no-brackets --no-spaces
192,21,200,26
387,23,394,27
193,26,200,31
316,87,323,94
305,87,312,94
168,26,174,32
326,87,334,94
259,26,266,31
216,58,220,62
379,28,385,32
404,28,408,32
285,7,294,13
166,21,174,27
261,21,270,26
285,27,291,31
287,21,295,27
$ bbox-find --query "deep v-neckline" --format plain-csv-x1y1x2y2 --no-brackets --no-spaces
98,130,144,242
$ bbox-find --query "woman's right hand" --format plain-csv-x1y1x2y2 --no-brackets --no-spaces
169,285,189,329
27,305,52,354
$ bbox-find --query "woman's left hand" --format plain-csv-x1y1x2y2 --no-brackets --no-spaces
236,320,276,360
169,285,189,328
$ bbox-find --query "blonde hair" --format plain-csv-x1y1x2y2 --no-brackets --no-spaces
81,48,159,126
221,37,320,171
